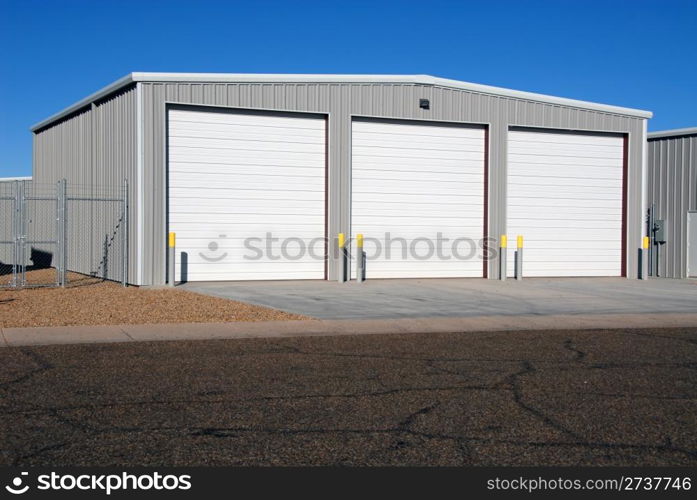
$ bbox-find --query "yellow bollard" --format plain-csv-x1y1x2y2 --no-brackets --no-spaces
641,236,650,280
356,233,365,283
338,233,347,282
168,232,176,286
499,234,507,280
515,235,524,280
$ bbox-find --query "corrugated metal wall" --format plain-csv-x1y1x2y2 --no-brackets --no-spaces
648,132,697,278
32,85,138,282
33,109,91,183
33,79,648,285
139,81,646,285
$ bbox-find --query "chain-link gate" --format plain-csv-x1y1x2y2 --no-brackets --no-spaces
0,179,128,289
0,182,20,287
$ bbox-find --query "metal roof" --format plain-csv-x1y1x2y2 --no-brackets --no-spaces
647,127,697,139
31,72,653,131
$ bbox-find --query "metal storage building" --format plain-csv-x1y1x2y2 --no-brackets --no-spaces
647,127,697,278
31,73,652,285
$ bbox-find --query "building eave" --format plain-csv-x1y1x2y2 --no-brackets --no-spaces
647,127,697,140
31,72,653,132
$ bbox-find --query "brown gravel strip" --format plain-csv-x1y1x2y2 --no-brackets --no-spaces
0,272,308,328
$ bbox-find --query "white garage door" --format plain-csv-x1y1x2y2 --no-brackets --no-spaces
506,129,624,277
168,107,326,281
351,119,486,278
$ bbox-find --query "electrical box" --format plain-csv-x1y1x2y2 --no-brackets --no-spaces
654,219,666,243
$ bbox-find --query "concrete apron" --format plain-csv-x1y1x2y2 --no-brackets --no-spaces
180,277,697,320
3,312,697,348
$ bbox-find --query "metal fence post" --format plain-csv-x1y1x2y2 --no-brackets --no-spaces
122,178,129,287
19,180,27,287
648,204,654,276
56,179,62,286
515,235,523,280
11,180,20,288
499,234,507,281
60,179,68,286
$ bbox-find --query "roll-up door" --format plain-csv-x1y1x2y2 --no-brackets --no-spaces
506,129,624,277
168,107,327,281
351,119,486,278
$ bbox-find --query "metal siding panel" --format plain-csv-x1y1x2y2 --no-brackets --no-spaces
670,138,679,277
647,133,697,278
32,86,137,282
627,119,643,277
684,138,692,273
333,84,348,281
33,108,91,185
96,87,138,283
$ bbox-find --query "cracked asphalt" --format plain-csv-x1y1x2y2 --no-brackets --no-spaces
1,327,696,466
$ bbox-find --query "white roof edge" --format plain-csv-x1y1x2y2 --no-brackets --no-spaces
0,176,32,181
31,72,652,131
647,127,697,139
31,74,135,131
415,74,653,118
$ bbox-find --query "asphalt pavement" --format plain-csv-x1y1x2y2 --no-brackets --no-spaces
1,327,695,466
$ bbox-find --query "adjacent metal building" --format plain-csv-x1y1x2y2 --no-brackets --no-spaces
31,73,652,285
647,127,697,278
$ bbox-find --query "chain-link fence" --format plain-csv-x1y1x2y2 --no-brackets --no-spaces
0,182,19,287
0,179,128,289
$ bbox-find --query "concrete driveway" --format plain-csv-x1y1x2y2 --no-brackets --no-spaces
182,278,697,320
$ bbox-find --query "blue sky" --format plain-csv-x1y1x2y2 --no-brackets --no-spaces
1,0,696,177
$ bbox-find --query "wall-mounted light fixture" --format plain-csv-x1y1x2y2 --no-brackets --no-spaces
419,98,430,110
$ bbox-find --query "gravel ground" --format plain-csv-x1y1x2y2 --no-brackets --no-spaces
0,271,308,327
0,327,695,466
